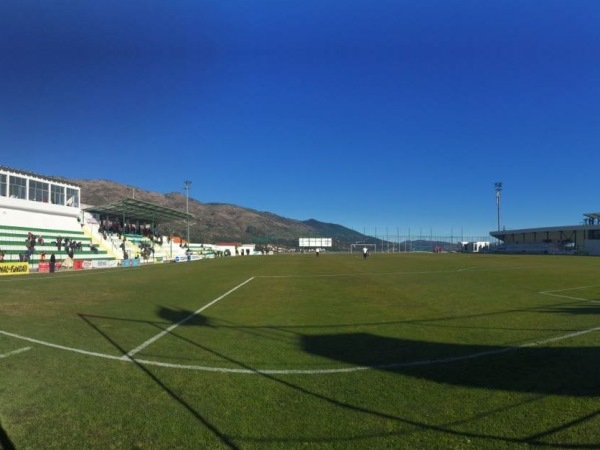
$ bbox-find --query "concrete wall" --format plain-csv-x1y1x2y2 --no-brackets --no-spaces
0,196,81,230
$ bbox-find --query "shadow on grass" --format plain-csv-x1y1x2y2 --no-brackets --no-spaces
78,313,239,450
157,306,212,326
0,421,15,450
163,325,600,448
297,332,600,447
302,333,600,396
539,305,600,315
77,309,600,448
80,308,212,327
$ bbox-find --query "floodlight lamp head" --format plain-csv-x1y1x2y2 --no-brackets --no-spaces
494,182,503,191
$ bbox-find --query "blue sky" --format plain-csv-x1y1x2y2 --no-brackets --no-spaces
1,1,599,239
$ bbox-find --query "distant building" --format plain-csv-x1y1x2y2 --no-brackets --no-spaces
215,242,240,256
460,241,490,253
490,212,600,255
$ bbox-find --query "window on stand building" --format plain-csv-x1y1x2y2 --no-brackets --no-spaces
29,180,49,202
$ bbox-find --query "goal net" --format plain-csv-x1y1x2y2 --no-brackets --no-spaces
350,243,376,254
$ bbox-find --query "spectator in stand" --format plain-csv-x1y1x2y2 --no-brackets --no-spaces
26,233,36,249
25,242,34,259
40,251,46,262
0,249,5,262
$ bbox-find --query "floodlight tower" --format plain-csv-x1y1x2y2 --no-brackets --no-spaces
495,182,503,232
184,180,192,246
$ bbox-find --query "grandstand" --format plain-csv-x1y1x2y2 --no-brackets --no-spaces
490,212,600,255
82,197,193,263
0,223,114,268
0,166,193,271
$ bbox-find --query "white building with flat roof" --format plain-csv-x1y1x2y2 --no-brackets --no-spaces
490,212,600,255
0,165,81,229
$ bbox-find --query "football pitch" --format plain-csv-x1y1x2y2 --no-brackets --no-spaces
1,252,600,449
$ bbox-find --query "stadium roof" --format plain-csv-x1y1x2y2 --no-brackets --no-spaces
0,165,80,187
584,212,600,220
83,198,192,224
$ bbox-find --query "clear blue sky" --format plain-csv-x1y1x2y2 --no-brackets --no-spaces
2,1,599,239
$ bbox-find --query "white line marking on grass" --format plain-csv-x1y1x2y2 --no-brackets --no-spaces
539,284,600,302
541,284,600,293
457,267,486,272
375,325,600,371
260,269,462,278
2,324,598,375
259,264,559,279
0,346,31,358
0,268,123,283
122,277,256,360
0,330,124,360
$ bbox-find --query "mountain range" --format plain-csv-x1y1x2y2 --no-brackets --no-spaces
73,179,367,250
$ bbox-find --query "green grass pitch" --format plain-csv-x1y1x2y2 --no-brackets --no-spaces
1,252,600,449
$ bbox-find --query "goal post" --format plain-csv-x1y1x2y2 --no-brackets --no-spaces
350,243,376,254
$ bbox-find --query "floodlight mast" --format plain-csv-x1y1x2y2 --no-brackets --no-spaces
184,180,192,246
495,182,503,232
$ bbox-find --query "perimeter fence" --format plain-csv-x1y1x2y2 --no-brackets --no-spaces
346,228,497,253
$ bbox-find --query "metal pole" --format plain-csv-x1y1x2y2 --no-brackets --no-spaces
184,180,192,246
495,182,503,232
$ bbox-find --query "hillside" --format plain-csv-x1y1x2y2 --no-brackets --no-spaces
73,179,366,249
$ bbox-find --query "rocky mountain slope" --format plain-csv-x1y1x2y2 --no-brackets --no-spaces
73,179,366,249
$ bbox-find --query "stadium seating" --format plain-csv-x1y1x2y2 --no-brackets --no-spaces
0,224,115,268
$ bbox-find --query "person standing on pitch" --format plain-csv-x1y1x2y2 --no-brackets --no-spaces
49,253,56,273
363,247,369,259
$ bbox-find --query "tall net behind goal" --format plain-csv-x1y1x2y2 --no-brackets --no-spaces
350,243,376,253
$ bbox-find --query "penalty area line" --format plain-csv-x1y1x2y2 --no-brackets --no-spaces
0,346,31,359
122,277,256,360
539,284,600,302
0,330,124,360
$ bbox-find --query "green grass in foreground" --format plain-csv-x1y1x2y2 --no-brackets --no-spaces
1,252,600,449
